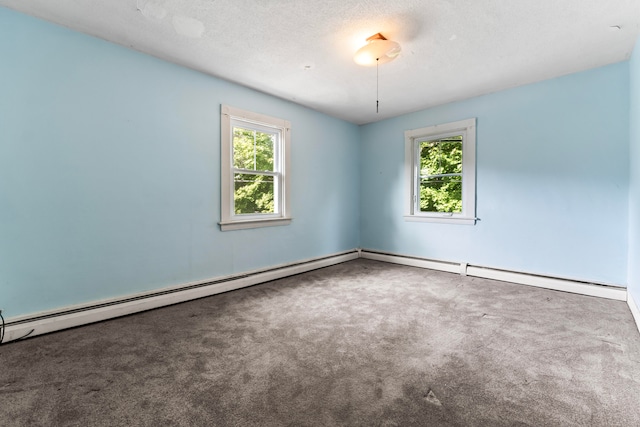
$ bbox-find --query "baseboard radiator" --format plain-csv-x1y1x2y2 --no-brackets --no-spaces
360,249,627,302
3,249,632,344
2,250,359,344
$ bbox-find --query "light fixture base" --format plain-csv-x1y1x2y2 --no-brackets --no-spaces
366,33,387,42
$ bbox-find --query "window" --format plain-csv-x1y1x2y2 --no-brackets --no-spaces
220,105,291,231
404,118,476,225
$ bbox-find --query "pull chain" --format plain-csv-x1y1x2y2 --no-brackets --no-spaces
376,58,379,113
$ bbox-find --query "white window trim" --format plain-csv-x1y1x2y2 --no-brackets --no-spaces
404,118,477,225
219,105,291,231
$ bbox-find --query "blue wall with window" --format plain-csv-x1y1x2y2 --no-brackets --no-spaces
0,7,360,318
629,36,640,307
360,63,630,285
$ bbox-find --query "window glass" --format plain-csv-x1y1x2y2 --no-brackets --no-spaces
234,173,275,214
233,127,276,172
419,136,463,213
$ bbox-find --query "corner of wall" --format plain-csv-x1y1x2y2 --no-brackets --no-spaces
627,35,640,322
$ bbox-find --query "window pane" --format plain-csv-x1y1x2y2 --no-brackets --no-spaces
420,136,462,176
419,175,462,213
233,128,255,170
254,131,275,171
234,173,275,214
233,127,275,172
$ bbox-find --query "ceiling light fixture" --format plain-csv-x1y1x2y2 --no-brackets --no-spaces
354,33,402,114
354,33,401,66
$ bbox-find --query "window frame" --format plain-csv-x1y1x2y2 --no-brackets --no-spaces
404,118,477,225
220,105,291,231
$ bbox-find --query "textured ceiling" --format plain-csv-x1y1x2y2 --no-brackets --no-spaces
2,0,640,124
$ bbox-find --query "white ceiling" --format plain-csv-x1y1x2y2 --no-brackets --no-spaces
2,0,640,124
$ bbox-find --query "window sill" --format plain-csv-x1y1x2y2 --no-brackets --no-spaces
219,217,292,231
404,215,476,225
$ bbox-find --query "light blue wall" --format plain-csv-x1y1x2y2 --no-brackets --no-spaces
629,36,640,305
360,63,630,285
0,7,360,318
1,5,635,320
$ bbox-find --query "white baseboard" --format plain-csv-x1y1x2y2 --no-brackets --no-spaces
360,250,627,301
4,249,632,344
360,251,460,274
466,266,626,301
2,250,359,343
628,292,640,336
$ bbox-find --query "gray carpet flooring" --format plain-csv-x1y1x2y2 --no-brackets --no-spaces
1,259,639,426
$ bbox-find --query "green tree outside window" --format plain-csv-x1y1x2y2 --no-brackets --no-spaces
419,136,463,213
233,127,277,214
